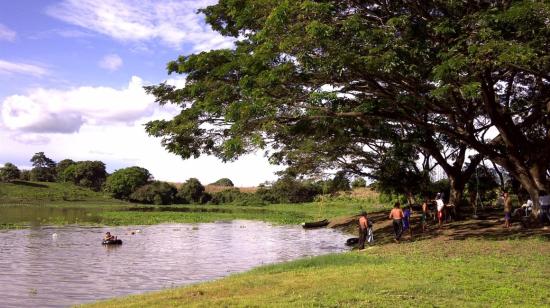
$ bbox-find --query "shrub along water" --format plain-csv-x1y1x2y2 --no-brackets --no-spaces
129,181,177,205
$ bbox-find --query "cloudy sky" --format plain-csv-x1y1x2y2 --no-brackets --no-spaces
0,0,280,186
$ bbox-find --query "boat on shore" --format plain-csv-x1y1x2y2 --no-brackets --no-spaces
301,219,329,229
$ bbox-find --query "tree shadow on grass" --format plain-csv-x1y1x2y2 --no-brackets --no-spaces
10,181,49,188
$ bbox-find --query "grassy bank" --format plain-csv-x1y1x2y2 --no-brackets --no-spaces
0,181,122,205
83,237,549,307
0,181,387,228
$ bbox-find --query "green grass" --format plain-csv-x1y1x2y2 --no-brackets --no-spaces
0,181,388,228
0,181,121,205
97,200,387,226
82,238,550,307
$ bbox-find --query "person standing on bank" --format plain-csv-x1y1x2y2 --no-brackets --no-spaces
436,193,445,228
389,202,404,243
403,204,413,240
358,211,369,250
421,197,429,232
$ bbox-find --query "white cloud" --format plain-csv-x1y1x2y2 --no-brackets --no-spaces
11,133,51,145
0,23,16,41
99,54,123,71
1,76,155,133
0,117,281,186
28,28,95,40
46,0,235,51
0,59,49,77
0,74,280,185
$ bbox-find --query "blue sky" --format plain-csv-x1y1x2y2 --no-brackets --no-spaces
0,0,280,186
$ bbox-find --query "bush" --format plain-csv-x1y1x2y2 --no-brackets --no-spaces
30,167,56,182
210,178,234,187
351,177,367,188
328,171,351,192
104,166,152,199
59,161,107,191
255,176,322,203
130,181,177,205
0,163,20,182
210,188,243,204
177,178,205,204
19,170,31,181
56,159,75,177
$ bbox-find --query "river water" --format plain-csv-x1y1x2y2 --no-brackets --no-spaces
0,221,349,307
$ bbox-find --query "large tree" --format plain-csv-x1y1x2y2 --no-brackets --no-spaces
104,166,152,200
60,161,107,191
30,152,56,182
146,1,549,212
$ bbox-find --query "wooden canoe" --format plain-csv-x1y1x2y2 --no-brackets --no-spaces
301,219,329,229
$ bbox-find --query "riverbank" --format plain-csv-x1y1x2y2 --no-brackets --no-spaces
0,181,388,228
0,201,385,229
80,210,550,307
82,236,550,307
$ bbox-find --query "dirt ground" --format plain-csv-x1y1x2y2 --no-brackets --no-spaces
328,207,550,246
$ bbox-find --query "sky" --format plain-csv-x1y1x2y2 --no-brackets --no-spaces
0,0,281,186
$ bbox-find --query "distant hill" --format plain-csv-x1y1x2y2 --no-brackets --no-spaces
0,181,121,205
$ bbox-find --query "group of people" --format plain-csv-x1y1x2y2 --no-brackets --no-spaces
358,189,550,247
503,190,550,228
357,192,451,247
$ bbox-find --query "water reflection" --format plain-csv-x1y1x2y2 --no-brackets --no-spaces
0,221,349,307
0,206,103,227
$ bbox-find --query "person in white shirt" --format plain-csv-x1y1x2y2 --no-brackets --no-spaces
436,193,445,228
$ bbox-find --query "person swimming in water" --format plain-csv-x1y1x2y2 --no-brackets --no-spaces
104,232,117,241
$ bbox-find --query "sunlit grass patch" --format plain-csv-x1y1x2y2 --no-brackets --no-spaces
82,239,550,307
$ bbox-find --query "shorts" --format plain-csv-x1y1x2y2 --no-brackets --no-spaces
437,210,443,220
504,212,511,220
421,213,426,222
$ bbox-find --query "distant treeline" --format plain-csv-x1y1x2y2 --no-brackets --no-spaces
0,153,373,205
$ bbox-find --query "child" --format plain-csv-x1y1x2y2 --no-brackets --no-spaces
421,198,429,232
403,204,412,239
104,232,117,241
436,194,445,228
367,216,374,244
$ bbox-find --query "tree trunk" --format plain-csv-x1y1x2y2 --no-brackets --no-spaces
495,159,549,216
448,176,464,208
517,173,542,216
490,160,505,190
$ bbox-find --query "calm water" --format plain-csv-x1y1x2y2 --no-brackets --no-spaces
0,221,349,307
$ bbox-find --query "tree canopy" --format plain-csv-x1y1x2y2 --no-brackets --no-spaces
60,161,107,191
0,163,20,182
104,166,152,200
210,178,235,187
146,1,550,210
177,178,206,204
30,152,56,182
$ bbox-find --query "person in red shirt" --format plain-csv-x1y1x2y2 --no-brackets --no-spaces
389,202,404,243
358,211,369,250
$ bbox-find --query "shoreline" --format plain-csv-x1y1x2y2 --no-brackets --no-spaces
81,235,549,307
